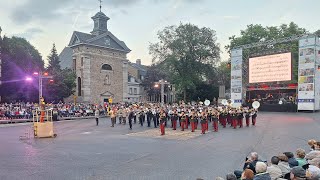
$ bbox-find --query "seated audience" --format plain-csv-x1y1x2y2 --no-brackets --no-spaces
296,149,307,167
254,162,271,180
234,152,260,178
245,152,261,173
306,161,320,179
308,139,317,151
290,166,306,180
278,154,291,177
306,142,320,160
308,157,320,167
241,169,254,180
267,156,282,180
226,173,237,180
284,152,299,168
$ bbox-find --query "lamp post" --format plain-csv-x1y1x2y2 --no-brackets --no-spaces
154,79,170,105
33,71,53,103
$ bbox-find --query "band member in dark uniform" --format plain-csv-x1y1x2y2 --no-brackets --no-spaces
251,109,257,126
152,109,157,128
156,110,160,126
231,109,237,129
180,111,187,131
220,108,227,128
133,108,137,124
147,108,152,127
159,110,166,135
227,111,232,125
190,110,196,132
237,108,243,128
200,111,207,134
245,109,251,127
139,108,145,127
205,110,209,131
185,111,189,130
171,110,178,130
194,110,198,130
128,108,134,130
212,110,219,132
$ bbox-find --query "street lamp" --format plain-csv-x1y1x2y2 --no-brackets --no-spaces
156,79,170,106
33,71,53,103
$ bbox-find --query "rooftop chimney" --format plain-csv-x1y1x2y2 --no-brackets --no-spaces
136,59,141,65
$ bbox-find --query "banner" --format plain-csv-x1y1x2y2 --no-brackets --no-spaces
298,36,317,110
231,49,243,107
315,38,320,110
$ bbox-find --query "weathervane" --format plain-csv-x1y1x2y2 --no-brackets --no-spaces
99,0,102,12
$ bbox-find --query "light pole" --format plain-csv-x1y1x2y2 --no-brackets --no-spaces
155,79,170,105
33,72,53,103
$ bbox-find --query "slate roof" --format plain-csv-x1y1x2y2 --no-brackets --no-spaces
129,62,147,77
68,31,130,53
92,12,110,20
59,47,73,69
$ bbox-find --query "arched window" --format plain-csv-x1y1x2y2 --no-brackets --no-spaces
77,77,82,96
101,64,112,71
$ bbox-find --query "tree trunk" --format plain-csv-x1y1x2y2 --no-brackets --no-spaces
183,88,187,102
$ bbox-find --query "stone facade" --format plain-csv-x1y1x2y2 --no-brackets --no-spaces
59,10,131,104
71,45,128,104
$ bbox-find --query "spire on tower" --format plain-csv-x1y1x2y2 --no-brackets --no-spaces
99,0,102,12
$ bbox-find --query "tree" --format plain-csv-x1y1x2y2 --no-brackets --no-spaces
149,23,220,102
215,61,231,89
226,22,306,84
141,64,167,100
47,43,60,72
0,36,44,102
44,44,76,103
314,29,320,36
186,82,219,102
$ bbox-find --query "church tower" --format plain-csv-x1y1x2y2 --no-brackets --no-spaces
91,11,110,36
60,4,131,104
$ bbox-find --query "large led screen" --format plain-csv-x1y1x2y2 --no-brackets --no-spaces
249,52,292,83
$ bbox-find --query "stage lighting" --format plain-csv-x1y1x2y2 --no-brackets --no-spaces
25,77,33,81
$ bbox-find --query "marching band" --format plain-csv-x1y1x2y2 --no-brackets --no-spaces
106,102,259,135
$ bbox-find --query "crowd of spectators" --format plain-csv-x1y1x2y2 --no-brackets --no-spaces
0,102,108,121
214,139,320,180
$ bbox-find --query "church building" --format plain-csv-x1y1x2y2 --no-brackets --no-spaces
60,9,133,104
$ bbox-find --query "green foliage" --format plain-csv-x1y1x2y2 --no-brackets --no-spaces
185,82,219,102
226,22,306,84
0,36,44,102
149,23,220,101
215,61,231,89
142,64,167,97
47,43,60,72
44,44,76,102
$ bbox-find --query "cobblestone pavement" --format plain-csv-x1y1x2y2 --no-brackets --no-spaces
0,112,320,180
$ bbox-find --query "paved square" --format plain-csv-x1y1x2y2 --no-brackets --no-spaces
0,112,319,180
